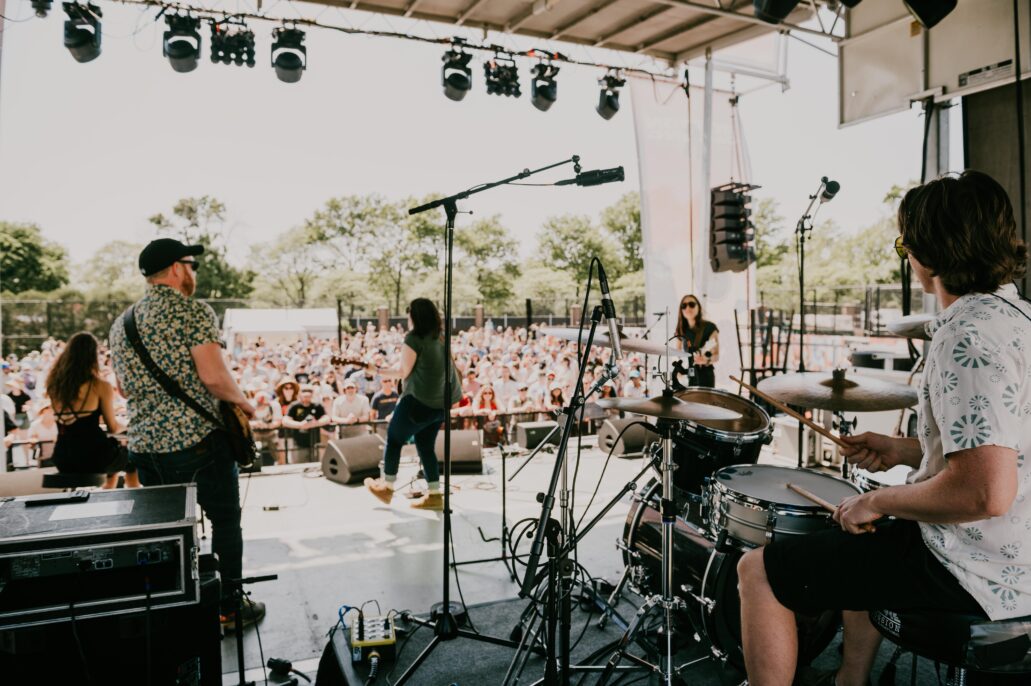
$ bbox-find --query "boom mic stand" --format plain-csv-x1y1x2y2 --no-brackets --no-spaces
395,155,587,685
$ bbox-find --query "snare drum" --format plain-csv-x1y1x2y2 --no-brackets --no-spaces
671,389,772,495
706,464,861,547
851,464,911,492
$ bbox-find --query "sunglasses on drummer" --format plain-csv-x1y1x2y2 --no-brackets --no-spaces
894,236,908,259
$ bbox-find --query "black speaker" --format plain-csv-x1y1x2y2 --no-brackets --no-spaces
516,421,560,450
322,434,386,485
0,562,221,685
597,418,650,458
435,429,483,474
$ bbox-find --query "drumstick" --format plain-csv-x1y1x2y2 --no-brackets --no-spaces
786,483,837,513
730,375,851,451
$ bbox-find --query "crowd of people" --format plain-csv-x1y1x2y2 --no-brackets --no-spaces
2,321,668,467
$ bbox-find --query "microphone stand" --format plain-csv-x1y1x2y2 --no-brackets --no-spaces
793,179,828,468
394,155,585,685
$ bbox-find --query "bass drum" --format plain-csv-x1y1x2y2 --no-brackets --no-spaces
622,479,840,671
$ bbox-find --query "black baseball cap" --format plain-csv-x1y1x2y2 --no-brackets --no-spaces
138,238,204,277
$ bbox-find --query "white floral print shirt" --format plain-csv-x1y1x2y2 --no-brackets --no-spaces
912,283,1031,620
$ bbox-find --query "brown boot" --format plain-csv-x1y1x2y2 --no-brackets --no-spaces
364,478,394,505
410,492,444,511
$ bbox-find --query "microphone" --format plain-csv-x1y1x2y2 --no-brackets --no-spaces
597,261,623,362
820,177,840,204
556,166,625,187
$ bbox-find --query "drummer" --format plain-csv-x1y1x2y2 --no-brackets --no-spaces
674,294,719,387
737,171,1031,686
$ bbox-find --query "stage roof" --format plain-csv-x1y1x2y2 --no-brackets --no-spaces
304,0,836,63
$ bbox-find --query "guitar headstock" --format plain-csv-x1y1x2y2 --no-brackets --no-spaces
330,355,366,367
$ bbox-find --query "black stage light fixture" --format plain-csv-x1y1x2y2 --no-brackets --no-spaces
484,51,520,98
752,0,801,24
530,56,559,112
441,39,473,101
210,20,256,67
271,27,306,83
31,0,52,17
163,14,202,73
596,70,625,120
62,2,102,63
903,0,957,29
840,0,862,7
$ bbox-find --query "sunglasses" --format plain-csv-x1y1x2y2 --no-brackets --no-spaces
894,236,908,259
681,302,698,310
178,259,200,272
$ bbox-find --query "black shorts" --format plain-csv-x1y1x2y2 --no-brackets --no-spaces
763,519,987,618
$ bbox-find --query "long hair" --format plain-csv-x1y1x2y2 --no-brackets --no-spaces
674,294,710,349
46,332,100,411
408,298,443,339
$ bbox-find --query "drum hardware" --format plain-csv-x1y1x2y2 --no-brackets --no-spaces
831,411,857,478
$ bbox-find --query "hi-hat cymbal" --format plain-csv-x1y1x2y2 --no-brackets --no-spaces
596,392,742,422
756,371,917,412
887,314,933,341
540,327,692,358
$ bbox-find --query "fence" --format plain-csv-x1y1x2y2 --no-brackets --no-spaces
758,284,926,337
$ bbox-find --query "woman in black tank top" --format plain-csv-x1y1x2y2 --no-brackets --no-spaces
674,294,720,388
47,333,136,488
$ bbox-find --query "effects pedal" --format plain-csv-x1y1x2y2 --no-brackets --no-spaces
348,614,397,664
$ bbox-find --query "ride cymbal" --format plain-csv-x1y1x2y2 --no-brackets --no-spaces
596,391,742,422
887,314,933,341
540,327,692,358
756,370,917,412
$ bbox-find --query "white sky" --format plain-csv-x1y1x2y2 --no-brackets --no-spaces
0,1,928,268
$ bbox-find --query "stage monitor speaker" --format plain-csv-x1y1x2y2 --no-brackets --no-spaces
435,429,483,474
322,434,386,485
515,421,559,451
597,418,650,458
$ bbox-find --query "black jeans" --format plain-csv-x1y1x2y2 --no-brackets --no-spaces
382,395,445,484
129,431,243,605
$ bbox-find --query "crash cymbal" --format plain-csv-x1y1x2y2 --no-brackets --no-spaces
540,327,692,358
887,314,933,341
756,370,917,412
596,391,742,422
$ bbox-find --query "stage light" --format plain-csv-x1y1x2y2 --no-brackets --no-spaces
62,2,102,63
903,0,957,28
210,20,256,67
530,58,559,112
484,51,520,98
441,40,473,101
710,182,759,273
752,0,800,24
162,15,202,73
31,0,52,17
840,0,862,7
271,27,306,83
596,71,625,120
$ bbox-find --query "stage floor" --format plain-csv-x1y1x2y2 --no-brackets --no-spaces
217,438,936,685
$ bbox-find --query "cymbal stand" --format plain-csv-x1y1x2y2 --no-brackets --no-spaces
832,411,857,478
595,417,689,686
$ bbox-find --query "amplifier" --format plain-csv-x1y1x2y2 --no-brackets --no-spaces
0,485,199,629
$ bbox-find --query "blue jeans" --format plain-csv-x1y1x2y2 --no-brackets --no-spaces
383,395,445,485
129,430,242,602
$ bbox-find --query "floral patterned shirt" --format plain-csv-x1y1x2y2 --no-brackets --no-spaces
109,285,222,453
913,283,1031,620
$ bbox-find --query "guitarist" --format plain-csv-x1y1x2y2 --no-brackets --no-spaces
109,238,263,628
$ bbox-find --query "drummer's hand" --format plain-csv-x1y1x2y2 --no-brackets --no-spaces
840,432,897,472
833,493,879,535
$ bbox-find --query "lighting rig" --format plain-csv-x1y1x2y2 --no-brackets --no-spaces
31,0,52,17
754,0,956,29
271,26,306,83
529,51,560,112
62,2,102,63
596,70,625,120
441,39,473,101
210,18,256,67
484,49,521,98
162,14,202,73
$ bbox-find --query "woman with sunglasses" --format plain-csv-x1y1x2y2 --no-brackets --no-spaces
674,294,719,387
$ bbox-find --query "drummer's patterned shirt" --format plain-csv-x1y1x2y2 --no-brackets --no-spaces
109,285,222,453
912,283,1031,620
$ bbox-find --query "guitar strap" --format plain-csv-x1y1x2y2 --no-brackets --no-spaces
122,305,226,433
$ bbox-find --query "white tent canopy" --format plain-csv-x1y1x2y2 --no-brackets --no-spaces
222,308,338,345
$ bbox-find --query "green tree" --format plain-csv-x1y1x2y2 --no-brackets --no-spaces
536,215,621,297
74,240,146,300
0,222,69,294
455,215,521,310
249,228,328,308
148,196,254,299
600,192,642,272
514,264,577,315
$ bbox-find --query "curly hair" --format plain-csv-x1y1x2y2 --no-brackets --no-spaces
898,171,1028,295
46,332,100,411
